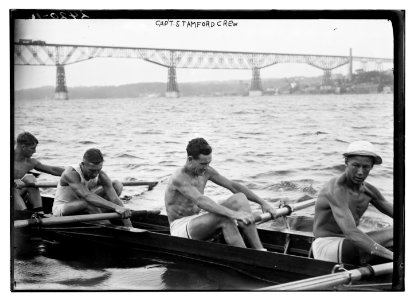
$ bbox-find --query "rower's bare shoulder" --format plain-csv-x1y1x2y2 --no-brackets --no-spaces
206,166,218,179
316,187,330,206
207,166,218,174
15,157,36,170
318,177,342,204
170,168,189,187
363,181,378,193
62,167,81,184
319,177,338,195
27,157,40,167
63,165,75,174
363,181,383,199
97,170,111,184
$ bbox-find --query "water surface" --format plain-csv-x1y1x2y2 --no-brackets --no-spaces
13,94,394,290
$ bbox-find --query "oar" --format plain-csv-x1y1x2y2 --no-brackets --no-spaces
258,262,393,290
14,209,161,229
31,181,158,190
254,198,316,223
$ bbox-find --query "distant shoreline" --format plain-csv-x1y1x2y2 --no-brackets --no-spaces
15,71,393,100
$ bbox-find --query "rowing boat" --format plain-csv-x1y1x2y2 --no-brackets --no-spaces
13,196,393,290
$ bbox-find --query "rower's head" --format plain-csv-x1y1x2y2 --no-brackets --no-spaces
343,141,382,184
16,132,38,158
186,138,212,175
81,148,104,180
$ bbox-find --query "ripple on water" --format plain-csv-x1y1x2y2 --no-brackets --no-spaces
79,140,97,145
115,153,139,159
125,163,145,170
13,94,395,290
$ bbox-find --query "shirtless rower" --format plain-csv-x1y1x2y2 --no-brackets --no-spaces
312,141,393,265
52,148,132,227
14,132,65,214
164,138,278,249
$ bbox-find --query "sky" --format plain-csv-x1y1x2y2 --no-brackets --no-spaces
12,18,394,90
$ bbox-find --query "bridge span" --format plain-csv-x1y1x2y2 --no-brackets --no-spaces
14,40,393,100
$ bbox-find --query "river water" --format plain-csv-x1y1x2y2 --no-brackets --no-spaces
12,94,394,290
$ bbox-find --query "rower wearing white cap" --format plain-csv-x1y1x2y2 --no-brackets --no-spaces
312,141,393,265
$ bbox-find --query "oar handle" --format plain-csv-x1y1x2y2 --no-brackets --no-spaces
254,198,316,223
254,206,291,223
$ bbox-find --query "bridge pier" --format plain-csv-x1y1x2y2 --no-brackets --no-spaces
322,69,332,86
361,61,367,72
166,66,179,98
55,64,68,100
348,48,353,81
376,61,383,72
249,67,263,96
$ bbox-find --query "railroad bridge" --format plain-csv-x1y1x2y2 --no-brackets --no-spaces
14,40,393,100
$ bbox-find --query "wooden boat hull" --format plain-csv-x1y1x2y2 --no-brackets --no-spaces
33,217,336,284
13,196,393,288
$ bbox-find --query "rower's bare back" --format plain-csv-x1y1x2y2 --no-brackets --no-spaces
165,168,209,223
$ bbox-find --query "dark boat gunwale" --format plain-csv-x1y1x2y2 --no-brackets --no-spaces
13,195,392,288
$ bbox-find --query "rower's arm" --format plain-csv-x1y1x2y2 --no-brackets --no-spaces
98,172,132,226
173,176,248,222
63,168,126,214
329,189,393,260
99,172,122,203
209,168,263,204
365,182,393,218
209,168,278,217
33,158,65,177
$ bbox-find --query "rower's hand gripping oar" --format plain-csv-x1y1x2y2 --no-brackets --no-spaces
14,209,161,229
254,198,316,223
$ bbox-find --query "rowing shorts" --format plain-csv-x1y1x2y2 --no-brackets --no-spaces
312,237,345,263
52,202,66,216
170,215,201,239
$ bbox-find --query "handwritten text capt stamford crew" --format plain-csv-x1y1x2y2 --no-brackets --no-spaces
155,20,238,28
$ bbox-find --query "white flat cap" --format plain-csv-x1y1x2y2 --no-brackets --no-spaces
343,141,382,165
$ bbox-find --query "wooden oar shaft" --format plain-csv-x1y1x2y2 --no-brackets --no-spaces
259,262,393,290
32,181,158,189
122,181,158,187
290,198,316,211
255,208,289,223
254,198,316,223
14,209,161,229
372,262,394,276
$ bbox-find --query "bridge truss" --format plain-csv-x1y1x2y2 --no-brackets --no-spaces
14,42,393,99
